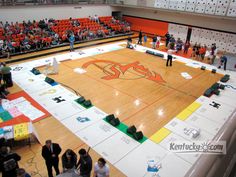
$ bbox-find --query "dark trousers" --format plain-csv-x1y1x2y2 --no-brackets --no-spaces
166,40,169,47
81,174,91,177
224,61,227,70
137,38,142,45
3,73,13,87
184,48,188,54
166,55,173,66
46,160,60,177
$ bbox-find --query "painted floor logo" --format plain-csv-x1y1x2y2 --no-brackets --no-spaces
82,60,165,83
168,141,226,154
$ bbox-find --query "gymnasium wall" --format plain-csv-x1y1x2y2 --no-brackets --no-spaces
122,14,236,53
119,7,236,33
0,5,117,23
116,0,236,17
123,16,168,36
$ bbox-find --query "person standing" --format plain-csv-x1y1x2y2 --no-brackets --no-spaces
166,49,173,67
41,140,61,177
156,36,160,49
69,33,75,52
211,43,217,64
169,35,175,50
152,35,157,49
0,146,21,177
93,158,110,177
76,148,92,177
218,52,227,71
1,63,13,87
143,34,147,45
165,32,170,47
184,41,190,54
61,149,77,172
137,30,142,45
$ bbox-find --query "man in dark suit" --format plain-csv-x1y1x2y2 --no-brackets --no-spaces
41,140,61,177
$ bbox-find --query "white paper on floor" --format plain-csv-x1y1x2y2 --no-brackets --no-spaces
181,72,192,79
74,68,87,74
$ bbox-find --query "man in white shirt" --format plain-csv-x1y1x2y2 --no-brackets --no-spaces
93,158,109,177
166,49,175,67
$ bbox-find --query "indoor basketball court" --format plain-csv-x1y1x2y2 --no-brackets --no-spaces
0,1,236,177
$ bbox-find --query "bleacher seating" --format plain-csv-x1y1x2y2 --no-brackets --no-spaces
0,16,131,58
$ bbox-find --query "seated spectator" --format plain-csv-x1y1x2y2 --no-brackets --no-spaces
97,29,104,38
1,43,9,58
62,149,77,172
88,30,94,40
22,38,31,51
7,40,15,54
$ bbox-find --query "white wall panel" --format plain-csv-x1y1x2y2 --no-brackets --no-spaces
205,0,217,14
195,0,207,13
177,0,187,10
227,0,236,16
169,0,178,9
215,0,230,15
190,27,201,44
186,0,197,11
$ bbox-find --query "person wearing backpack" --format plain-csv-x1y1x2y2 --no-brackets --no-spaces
0,146,21,177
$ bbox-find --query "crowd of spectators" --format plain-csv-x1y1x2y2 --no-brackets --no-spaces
0,138,110,177
0,15,131,58
164,32,218,64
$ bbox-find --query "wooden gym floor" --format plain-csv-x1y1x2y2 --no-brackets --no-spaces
7,39,223,177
